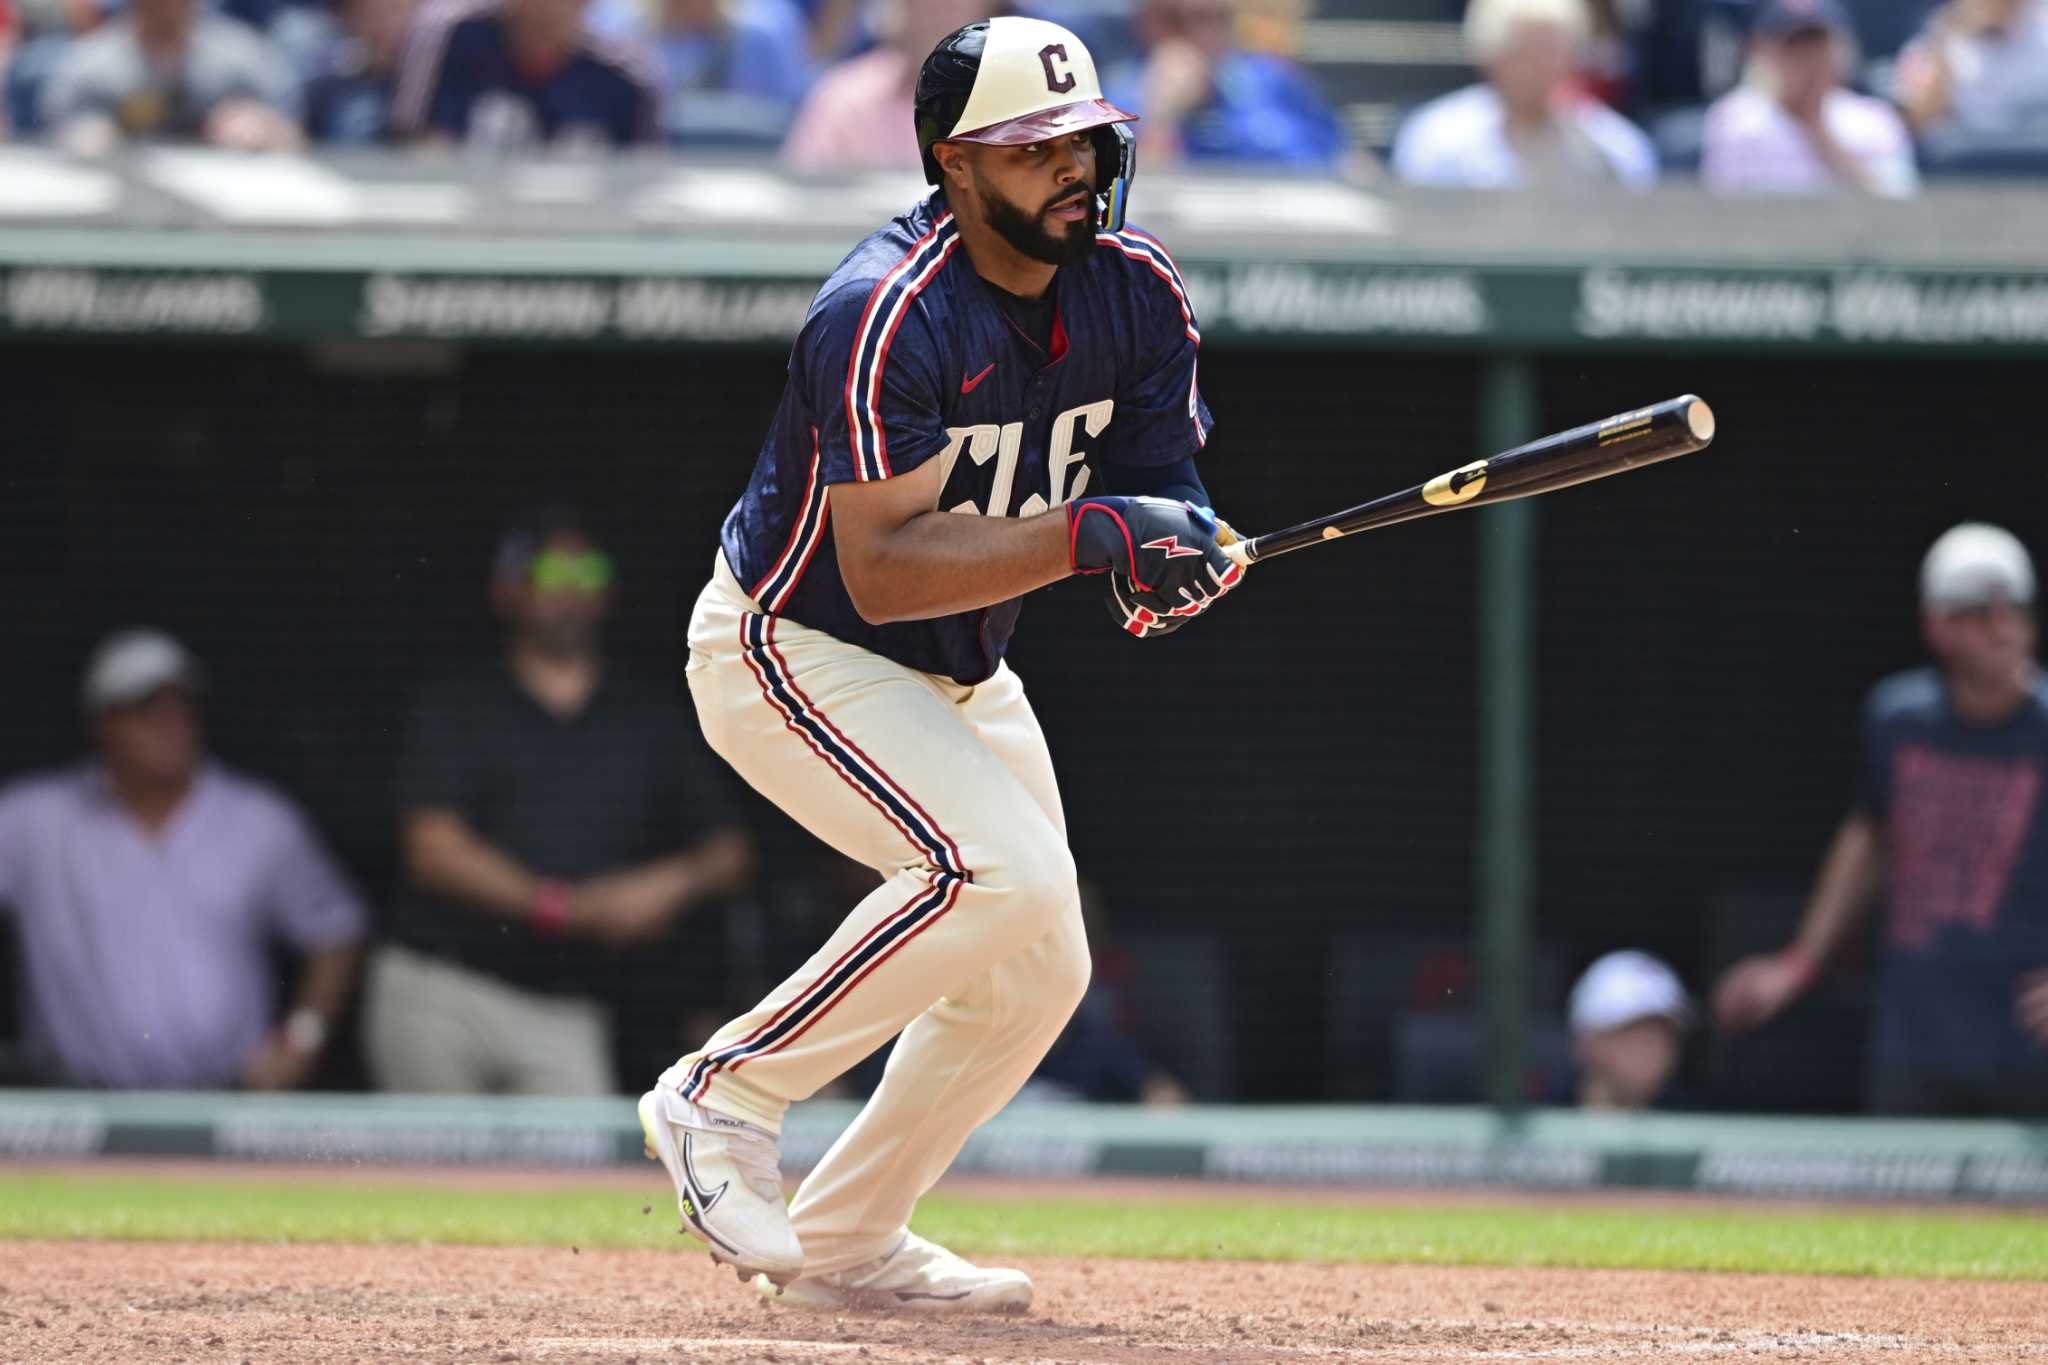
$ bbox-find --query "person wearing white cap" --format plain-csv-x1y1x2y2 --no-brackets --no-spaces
1715,523,2048,1116
1568,950,1692,1109
0,630,366,1089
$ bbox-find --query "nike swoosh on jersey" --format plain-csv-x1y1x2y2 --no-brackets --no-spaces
960,362,996,394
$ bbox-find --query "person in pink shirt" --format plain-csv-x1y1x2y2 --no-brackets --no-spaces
1700,0,1918,196
780,0,983,174
0,631,365,1089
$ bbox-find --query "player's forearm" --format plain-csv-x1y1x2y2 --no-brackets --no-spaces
1792,810,1882,964
402,811,546,920
839,508,1073,624
289,943,361,1024
633,829,755,908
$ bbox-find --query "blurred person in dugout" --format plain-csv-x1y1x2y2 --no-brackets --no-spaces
1101,0,1353,173
1019,885,1188,1106
1715,524,2048,1117
1391,0,1656,188
0,631,366,1089
366,510,754,1096
1560,950,1692,1110
1700,0,1918,196
1896,0,2048,136
38,0,303,152
779,0,984,174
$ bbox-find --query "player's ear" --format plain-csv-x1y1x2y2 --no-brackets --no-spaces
933,140,972,192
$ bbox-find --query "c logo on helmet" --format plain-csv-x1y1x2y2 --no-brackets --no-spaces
1039,43,1075,94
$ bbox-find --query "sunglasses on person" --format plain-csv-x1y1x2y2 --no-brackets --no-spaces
529,548,615,592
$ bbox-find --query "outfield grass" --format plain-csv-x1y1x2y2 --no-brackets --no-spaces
1,1171,2042,1280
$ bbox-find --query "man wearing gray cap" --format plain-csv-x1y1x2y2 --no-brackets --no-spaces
0,630,366,1089
1715,524,2048,1115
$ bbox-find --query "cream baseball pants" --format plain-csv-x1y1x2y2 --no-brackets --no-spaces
658,554,1090,1275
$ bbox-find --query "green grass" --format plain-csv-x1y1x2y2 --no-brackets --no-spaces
2,1171,2043,1280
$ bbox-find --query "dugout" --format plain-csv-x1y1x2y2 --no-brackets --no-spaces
3,151,2045,1109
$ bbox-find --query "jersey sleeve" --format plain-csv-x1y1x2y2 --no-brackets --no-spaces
802,277,952,486
1101,231,1215,467
261,798,368,952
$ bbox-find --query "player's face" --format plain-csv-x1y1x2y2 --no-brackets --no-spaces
94,687,201,789
503,533,612,658
1486,19,1574,114
1926,601,2036,687
1766,29,1840,110
1574,1017,1679,1110
966,133,1100,268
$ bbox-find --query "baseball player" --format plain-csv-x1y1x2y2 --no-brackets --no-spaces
637,15,1241,1314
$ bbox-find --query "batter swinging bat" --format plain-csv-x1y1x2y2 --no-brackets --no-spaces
1218,395,1716,567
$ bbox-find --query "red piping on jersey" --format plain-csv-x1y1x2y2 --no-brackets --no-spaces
752,424,827,607
844,215,958,482
865,237,960,479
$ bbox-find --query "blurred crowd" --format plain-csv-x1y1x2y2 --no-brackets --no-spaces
1,0,2045,190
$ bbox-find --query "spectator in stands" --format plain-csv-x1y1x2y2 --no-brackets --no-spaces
5,0,102,138
1896,0,2048,135
0,631,366,1090
1701,0,1918,195
1102,0,1350,171
1715,524,2048,1117
650,0,812,145
1564,951,1692,1110
0,1,18,133
366,510,753,1095
780,0,981,173
1392,0,1657,189
304,0,412,143
391,0,660,149
40,0,303,153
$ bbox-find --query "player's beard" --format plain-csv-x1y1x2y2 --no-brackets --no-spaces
980,183,1096,266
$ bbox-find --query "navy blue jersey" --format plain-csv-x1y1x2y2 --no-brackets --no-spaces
721,192,1214,684
393,0,659,148
1860,668,2048,1081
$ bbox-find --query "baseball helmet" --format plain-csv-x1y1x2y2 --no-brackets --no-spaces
914,16,1139,232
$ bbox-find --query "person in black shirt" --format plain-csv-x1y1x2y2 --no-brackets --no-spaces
365,510,753,1095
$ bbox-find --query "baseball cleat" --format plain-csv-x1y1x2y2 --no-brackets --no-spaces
754,1232,1032,1314
638,1087,803,1286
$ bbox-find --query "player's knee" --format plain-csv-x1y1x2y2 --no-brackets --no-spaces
981,832,1078,930
1043,930,1092,1019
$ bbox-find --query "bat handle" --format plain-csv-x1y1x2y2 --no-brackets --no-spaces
1211,516,1255,568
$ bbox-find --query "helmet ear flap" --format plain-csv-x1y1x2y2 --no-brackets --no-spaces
1091,123,1136,233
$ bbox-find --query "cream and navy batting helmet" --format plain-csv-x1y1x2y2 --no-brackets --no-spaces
914,16,1139,231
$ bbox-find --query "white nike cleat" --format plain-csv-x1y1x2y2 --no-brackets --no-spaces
755,1232,1032,1314
638,1087,803,1287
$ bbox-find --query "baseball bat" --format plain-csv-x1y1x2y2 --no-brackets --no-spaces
1218,395,1715,567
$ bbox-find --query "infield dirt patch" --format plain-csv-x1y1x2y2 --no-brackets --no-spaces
2,1239,2043,1364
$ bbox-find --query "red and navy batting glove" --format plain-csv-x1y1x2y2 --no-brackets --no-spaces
1068,497,1245,639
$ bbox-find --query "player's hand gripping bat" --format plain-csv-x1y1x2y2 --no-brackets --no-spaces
1216,395,1716,567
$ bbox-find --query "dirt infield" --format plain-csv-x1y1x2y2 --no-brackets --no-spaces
4,1239,2045,1364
